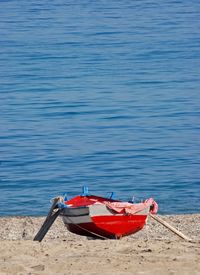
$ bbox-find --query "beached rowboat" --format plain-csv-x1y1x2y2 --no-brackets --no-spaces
34,187,191,242
34,187,158,241
53,187,158,239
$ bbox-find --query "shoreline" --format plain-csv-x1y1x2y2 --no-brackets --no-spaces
0,214,199,241
0,214,199,274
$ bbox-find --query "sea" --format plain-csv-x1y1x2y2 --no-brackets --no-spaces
0,0,200,216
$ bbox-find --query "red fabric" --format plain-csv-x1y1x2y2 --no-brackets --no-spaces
105,198,158,215
149,200,158,214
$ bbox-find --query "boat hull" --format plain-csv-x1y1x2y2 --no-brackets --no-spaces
64,215,147,239
61,203,149,239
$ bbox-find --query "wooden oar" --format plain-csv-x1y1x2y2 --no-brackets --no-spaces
149,213,191,241
33,197,62,242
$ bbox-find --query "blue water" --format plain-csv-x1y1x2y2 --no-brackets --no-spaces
0,0,200,216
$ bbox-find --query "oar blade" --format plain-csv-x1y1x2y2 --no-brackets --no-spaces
34,197,63,242
34,209,60,242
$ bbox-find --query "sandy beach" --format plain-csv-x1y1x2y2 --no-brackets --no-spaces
0,214,199,275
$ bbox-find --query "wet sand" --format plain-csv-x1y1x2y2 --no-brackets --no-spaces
0,214,199,274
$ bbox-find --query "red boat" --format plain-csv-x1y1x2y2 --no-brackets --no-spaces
34,187,191,242
58,188,158,239
34,187,158,241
